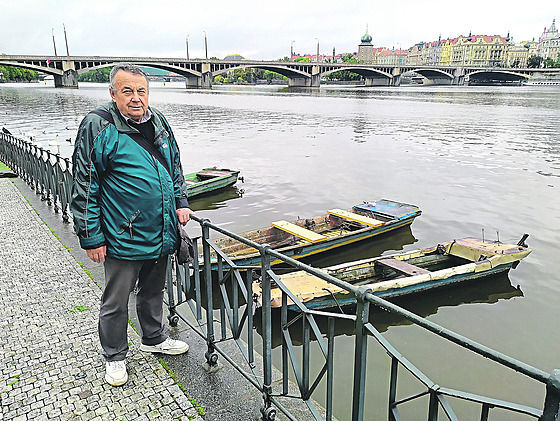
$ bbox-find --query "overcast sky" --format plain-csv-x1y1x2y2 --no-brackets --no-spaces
1,0,558,60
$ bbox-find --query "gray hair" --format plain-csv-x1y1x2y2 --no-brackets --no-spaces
109,63,149,92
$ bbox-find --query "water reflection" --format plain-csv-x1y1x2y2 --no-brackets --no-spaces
255,272,524,348
2,82,559,418
188,186,244,212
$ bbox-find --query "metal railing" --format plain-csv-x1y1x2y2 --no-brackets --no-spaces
3,133,559,420
168,214,560,421
0,132,72,222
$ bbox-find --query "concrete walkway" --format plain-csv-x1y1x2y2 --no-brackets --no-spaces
0,176,203,421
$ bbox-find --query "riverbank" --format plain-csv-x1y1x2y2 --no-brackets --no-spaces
0,173,205,421
0,166,324,421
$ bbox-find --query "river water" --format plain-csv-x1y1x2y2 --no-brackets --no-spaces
1,81,559,419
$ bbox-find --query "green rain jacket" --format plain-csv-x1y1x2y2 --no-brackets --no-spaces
70,101,189,260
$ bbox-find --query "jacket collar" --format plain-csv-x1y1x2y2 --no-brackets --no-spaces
106,101,162,134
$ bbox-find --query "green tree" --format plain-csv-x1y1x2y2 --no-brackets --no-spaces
0,65,38,81
294,56,310,63
544,57,555,68
78,67,112,83
527,55,543,68
326,54,361,81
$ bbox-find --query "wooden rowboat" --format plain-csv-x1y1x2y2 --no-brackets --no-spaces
253,235,531,311
185,167,240,198
208,199,421,268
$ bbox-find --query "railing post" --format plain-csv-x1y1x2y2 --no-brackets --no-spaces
352,286,372,421
259,245,277,421
201,219,218,366
540,369,560,420
388,357,398,421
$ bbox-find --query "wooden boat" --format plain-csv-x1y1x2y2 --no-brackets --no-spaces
184,167,240,198
253,235,531,311
208,199,421,268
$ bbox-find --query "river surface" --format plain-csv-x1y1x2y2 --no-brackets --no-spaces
1,81,559,420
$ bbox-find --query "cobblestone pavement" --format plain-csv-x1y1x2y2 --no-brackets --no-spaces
0,178,203,421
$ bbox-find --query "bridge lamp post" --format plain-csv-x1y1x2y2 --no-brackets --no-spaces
51,28,58,57
186,35,189,60
291,40,295,61
63,23,70,58
204,31,208,63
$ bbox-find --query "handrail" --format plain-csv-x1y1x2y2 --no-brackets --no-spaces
0,132,73,222
3,134,559,420
176,213,560,421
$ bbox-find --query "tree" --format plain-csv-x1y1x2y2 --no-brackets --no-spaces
325,54,361,81
0,65,38,81
543,57,555,68
78,67,112,83
527,55,543,68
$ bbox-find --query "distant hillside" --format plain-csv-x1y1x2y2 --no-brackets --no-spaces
140,66,169,76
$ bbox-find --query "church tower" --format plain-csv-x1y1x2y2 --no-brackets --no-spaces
358,25,374,63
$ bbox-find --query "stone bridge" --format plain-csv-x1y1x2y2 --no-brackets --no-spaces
0,55,554,88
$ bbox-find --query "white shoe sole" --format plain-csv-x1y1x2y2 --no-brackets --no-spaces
105,371,128,386
139,343,189,355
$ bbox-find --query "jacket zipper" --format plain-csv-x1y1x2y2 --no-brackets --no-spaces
117,210,141,239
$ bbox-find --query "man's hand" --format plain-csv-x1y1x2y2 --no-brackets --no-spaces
177,208,194,225
86,246,107,263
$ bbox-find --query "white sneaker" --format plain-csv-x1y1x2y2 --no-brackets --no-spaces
105,360,128,386
140,338,189,355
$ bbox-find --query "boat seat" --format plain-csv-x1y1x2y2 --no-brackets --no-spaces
327,209,384,227
376,258,430,276
271,220,327,243
197,170,230,179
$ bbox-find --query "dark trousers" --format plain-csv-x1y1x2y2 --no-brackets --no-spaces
99,256,169,361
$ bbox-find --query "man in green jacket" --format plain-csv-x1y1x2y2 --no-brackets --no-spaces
70,63,192,386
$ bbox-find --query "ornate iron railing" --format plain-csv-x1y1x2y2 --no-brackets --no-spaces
2,133,558,420
168,214,560,421
0,132,72,222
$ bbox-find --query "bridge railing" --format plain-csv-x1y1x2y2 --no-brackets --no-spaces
0,132,73,222
167,213,560,421
3,133,559,420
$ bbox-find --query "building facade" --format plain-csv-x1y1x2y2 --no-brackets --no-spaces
354,18,556,69
538,19,560,60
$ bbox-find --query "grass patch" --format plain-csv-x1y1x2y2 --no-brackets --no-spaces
157,358,205,417
7,375,20,386
0,161,10,171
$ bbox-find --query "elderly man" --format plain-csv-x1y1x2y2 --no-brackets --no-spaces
71,63,192,386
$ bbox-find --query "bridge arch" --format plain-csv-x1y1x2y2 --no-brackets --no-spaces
465,69,528,84
318,66,394,86
0,59,63,77
212,63,311,79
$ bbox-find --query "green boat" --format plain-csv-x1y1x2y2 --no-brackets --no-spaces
253,235,531,311
184,168,240,198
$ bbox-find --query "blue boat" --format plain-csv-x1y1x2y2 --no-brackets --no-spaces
208,199,421,268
